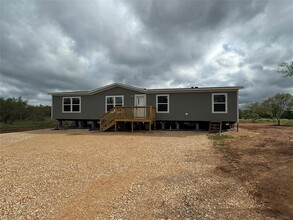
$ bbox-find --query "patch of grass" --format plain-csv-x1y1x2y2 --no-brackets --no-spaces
208,133,230,147
239,118,293,125
0,118,56,133
237,134,249,139
208,133,230,141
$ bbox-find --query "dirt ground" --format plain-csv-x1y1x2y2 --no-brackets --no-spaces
217,123,293,219
0,125,291,219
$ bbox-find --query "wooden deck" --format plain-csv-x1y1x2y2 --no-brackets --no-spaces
100,106,156,132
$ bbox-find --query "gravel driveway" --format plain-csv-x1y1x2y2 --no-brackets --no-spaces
0,129,263,219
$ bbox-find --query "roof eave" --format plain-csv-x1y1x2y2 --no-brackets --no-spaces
48,92,89,96
88,82,146,95
147,86,244,93
48,82,146,96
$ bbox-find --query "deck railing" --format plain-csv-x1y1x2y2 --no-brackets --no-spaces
115,106,156,121
100,106,156,131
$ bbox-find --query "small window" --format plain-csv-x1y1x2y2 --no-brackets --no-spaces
62,97,81,113
106,97,114,111
212,93,227,113
115,97,123,106
105,96,124,112
156,94,169,113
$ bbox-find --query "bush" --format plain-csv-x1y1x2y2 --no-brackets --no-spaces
0,97,51,124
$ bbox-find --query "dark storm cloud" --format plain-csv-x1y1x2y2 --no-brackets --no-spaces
127,0,267,35
0,0,292,105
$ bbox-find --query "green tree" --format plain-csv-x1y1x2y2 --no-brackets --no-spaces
277,61,293,77
263,93,293,125
27,105,51,124
0,97,29,124
242,102,266,122
16,96,29,120
0,98,18,124
35,105,51,124
0,98,13,124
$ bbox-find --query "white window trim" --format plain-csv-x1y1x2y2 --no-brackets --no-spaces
156,94,169,113
105,95,124,112
212,93,228,114
62,97,81,113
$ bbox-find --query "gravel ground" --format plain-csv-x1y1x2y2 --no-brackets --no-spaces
0,129,264,219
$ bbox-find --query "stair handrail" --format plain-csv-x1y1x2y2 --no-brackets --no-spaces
100,107,117,131
100,106,157,131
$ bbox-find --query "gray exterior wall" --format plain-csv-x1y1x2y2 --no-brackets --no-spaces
53,87,142,120
52,86,238,122
147,92,237,122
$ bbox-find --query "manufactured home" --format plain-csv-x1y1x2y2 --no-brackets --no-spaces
49,83,243,131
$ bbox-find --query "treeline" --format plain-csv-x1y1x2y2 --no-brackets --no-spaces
240,93,293,125
0,97,51,124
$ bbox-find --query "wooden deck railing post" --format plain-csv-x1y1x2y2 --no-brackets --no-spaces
149,106,151,120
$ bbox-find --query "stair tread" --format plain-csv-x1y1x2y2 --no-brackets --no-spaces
209,121,222,133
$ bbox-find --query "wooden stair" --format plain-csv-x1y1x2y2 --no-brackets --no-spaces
100,109,116,132
209,121,222,133
100,106,156,132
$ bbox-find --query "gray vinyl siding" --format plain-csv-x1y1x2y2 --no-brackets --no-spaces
147,92,237,122
52,87,238,122
53,87,144,120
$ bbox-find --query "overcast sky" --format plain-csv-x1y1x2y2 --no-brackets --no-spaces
1,0,292,105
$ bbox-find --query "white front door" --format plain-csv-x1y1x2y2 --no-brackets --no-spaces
134,94,146,118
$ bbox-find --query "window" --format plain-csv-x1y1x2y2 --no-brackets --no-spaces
105,96,124,112
62,97,81,113
212,93,227,113
156,94,169,113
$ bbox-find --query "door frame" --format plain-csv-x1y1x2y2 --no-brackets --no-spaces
134,94,147,106
134,94,147,118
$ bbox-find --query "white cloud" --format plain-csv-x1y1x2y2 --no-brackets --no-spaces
0,0,292,105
